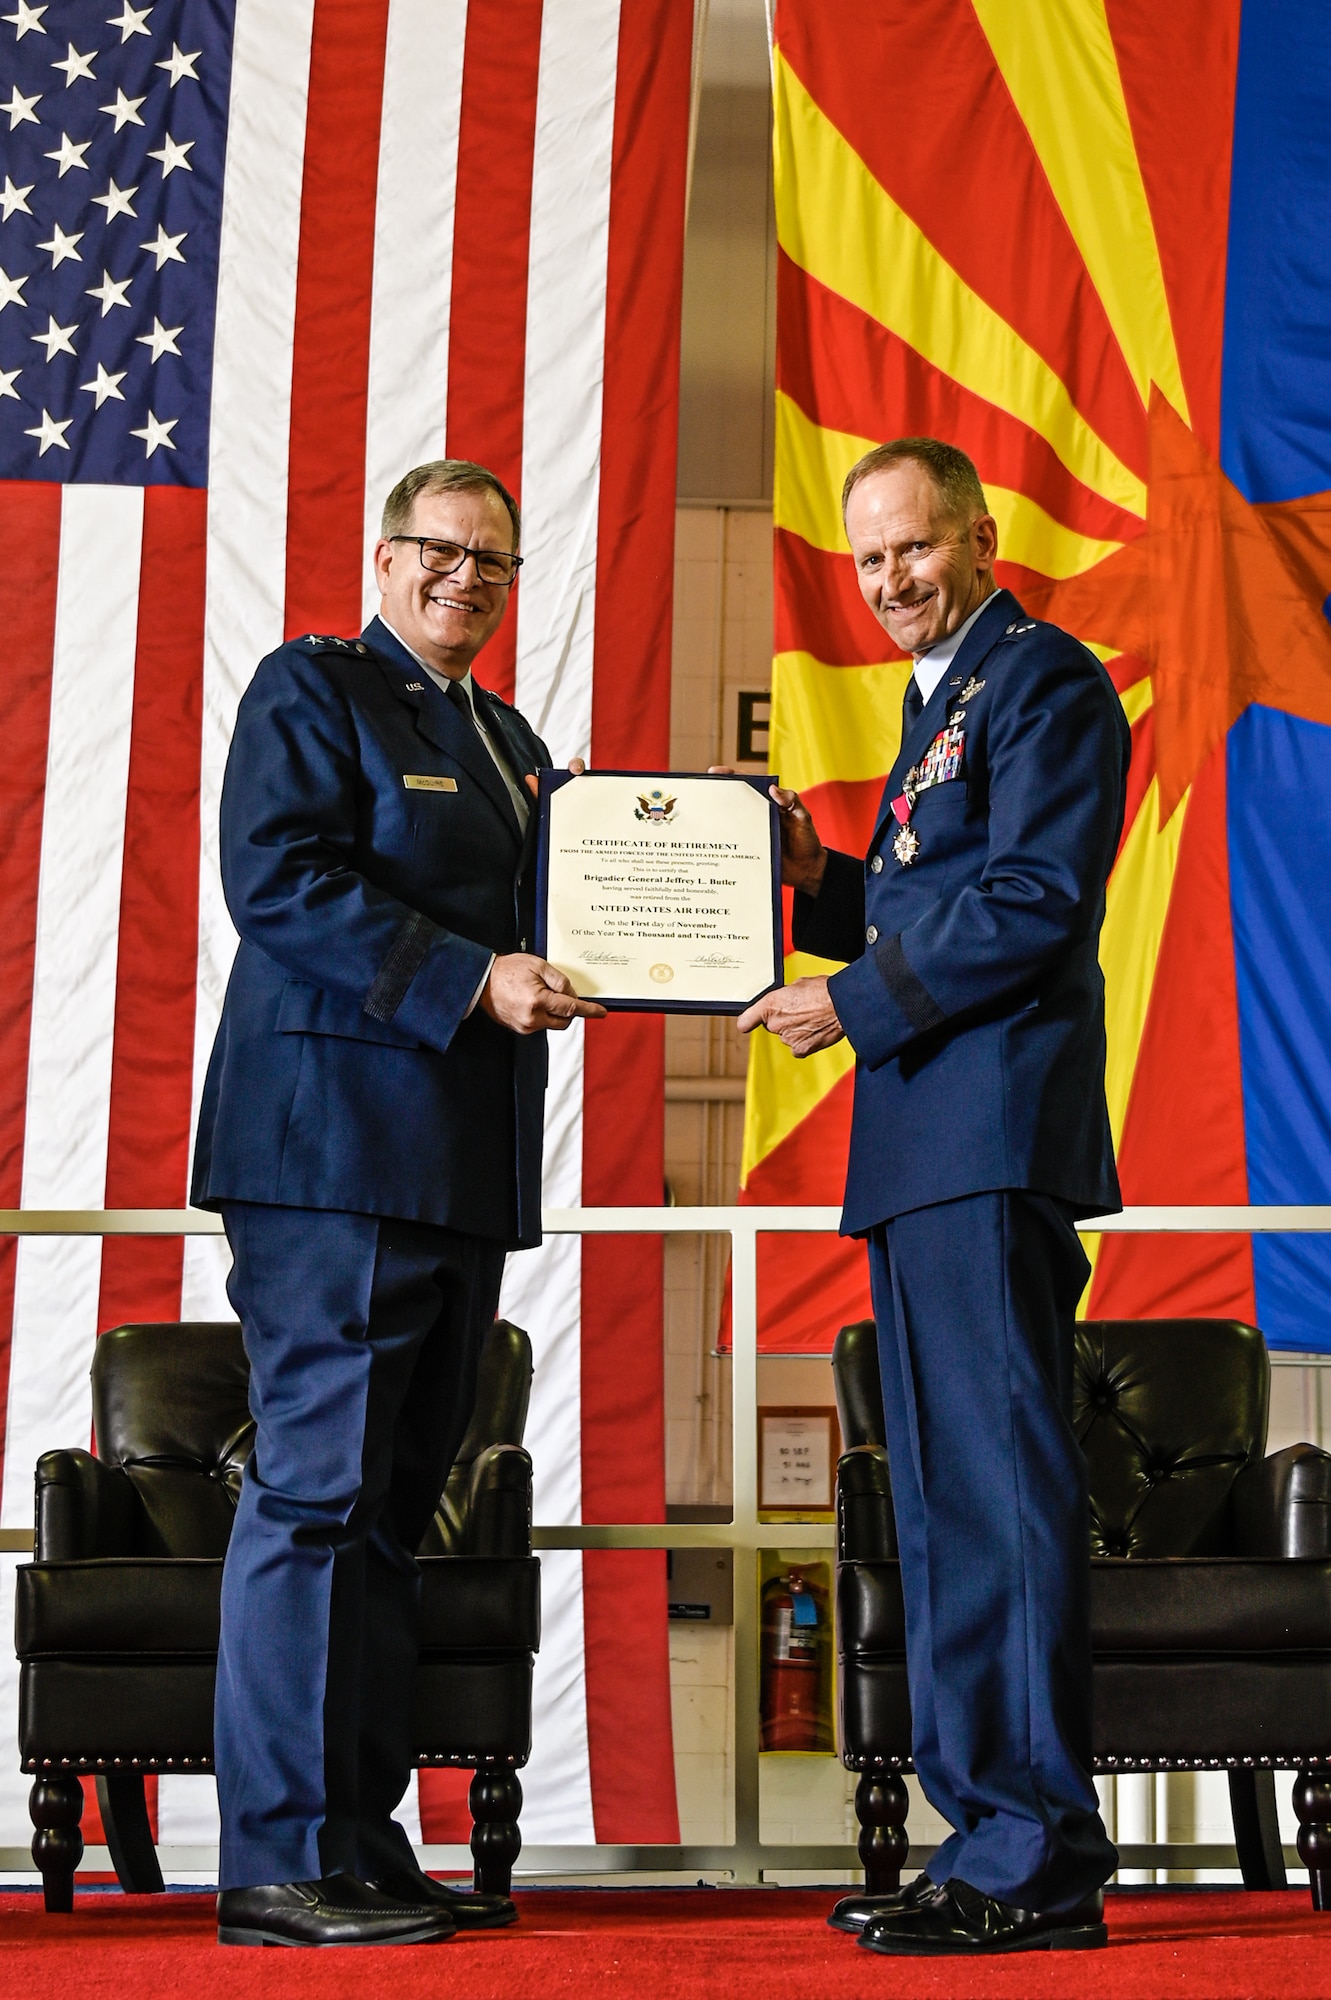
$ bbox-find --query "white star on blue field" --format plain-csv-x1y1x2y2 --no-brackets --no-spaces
0,0,235,484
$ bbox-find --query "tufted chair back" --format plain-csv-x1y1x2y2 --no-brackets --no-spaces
420,1319,533,1556
832,1316,1270,1559
86,1318,533,1561
91,1323,252,1557
1074,1319,1267,1556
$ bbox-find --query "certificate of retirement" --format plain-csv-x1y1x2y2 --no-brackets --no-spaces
534,771,783,1013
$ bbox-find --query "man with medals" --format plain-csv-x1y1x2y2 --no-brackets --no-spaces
738,438,1130,1956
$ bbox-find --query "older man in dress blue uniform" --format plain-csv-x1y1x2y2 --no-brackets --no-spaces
740,438,1128,1957
192,459,602,1948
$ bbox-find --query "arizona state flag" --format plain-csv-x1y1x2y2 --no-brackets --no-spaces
749,0,1331,1352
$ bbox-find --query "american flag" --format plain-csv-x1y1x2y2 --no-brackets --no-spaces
0,0,689,1858
0,0,224,483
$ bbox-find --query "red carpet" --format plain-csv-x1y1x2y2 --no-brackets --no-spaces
0,1888,1327,1998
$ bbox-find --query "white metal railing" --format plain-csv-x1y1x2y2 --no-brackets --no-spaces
1,1203,1329,1882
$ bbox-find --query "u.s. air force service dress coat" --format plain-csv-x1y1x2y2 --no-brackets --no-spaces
191,613,551,1249
794,587,1132,1232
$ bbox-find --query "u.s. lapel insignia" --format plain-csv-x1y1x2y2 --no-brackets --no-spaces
405,681,424,692
957,676,985,705
892,822,921,866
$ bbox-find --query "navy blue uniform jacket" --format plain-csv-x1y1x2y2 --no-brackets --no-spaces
794,590,1131,1235
191,615,550,1249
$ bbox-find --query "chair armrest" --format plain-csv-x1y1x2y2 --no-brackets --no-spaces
34,1449,138,1559
461,1444,533,1558
1233,1442,1331,1557
837,1445,898,1561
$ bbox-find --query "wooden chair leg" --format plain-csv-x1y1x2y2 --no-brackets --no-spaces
96,1772,164,1895
855,1769,910,1896
469,1769,523,1897
30,1776,84,1914
1293,1768,1331,1911
1229,1768,1288,1890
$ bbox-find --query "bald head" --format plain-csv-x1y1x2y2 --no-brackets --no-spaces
842,436,988,528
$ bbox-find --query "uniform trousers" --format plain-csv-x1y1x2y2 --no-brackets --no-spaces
867,1189,1117,1910
214,1201,506,1890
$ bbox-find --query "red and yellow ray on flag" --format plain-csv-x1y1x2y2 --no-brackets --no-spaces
746,0,1331,1349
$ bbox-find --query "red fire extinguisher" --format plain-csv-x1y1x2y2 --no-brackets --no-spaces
760,1566,830,1751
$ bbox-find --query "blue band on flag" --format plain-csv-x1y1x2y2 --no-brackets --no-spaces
1221,0,1331,504
1222,2,1331,1351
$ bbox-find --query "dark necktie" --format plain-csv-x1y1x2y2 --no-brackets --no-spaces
444,676,528,826
902,674,924,736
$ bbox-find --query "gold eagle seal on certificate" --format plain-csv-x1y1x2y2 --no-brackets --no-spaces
649,963,675,983
635,789,677,824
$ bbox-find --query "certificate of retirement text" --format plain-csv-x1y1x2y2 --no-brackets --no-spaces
543,775,778,1007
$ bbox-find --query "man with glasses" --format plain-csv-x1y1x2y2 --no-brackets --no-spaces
192,460,602,1947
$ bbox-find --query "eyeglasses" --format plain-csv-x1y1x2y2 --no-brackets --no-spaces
389,536,523,587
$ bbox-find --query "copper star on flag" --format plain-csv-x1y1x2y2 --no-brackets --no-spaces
1035,396,1331,824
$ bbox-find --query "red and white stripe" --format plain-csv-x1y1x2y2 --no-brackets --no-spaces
0,0,690,1858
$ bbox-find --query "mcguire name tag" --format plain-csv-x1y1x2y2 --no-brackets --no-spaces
403,774,458,792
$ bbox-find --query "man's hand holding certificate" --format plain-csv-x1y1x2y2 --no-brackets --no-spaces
535,771,784,1013
733,779,845,1057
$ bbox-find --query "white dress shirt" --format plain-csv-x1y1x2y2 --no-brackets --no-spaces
911,590,996,705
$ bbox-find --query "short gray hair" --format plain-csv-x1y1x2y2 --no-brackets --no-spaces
841,436,987,525
381,459,521,547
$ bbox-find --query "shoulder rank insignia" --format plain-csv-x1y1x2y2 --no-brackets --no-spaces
1003,621,1037,637
301,633,368,656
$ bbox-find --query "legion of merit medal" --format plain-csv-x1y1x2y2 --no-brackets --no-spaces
889,772,921,865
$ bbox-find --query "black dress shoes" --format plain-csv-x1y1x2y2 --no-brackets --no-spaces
827,1871,937,1934
366,1869,519,1930
217,1873,456,1947
859,1877,1107,1955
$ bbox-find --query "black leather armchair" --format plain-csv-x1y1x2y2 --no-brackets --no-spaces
15,1318,540,1913
832,1316,1331,1909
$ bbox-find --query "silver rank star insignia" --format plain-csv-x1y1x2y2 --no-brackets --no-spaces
893,822,921,866
957,676,985,704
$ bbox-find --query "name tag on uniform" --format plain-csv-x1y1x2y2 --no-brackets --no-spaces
403,774,458,792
